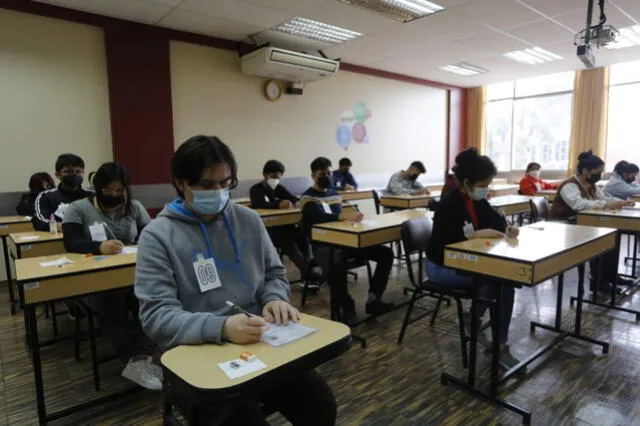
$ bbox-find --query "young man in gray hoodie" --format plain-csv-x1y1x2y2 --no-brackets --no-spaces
135,135,336,425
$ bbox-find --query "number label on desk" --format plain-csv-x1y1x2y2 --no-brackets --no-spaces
24,282,39,291
597,217,611,222
314,229,326,236
447,252,457,260
262,216,276,222
0,225,7,230
23,244,32,251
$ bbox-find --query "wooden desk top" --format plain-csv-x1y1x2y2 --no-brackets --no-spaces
381,191,441,200
489,195,532,207
314,209,428,233
536,189,557,195
578,206,640,219
233,197,251,205
254,208,301,217
490,184,519,191
0,216,31,225
16,252,136,283
161,315,350,390
10,231,63,245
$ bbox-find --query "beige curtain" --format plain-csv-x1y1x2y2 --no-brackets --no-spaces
466,86,486,153
568,66,609,174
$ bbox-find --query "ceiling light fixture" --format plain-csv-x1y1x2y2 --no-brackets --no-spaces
503,47,562,65
438,62,487,76
605,24,640,49
339,0,444,23
270,17,362,44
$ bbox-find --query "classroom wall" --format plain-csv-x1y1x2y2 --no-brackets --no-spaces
0,9,113,192
170,42,448,183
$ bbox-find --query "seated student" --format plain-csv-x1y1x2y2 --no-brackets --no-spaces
250,160,322,285
425,148,520,369
135,136,336,425
33,153,93,231
386,161,430,195
550,150,632,293
301,157,394,325
332,157,358,190
62,162,160,390
16,172,54,216
519,162,559,195
604,161,640,200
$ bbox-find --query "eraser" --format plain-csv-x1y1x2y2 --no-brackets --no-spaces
240,352,257,362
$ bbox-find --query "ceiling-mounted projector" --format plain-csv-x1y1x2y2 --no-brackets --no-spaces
574,0,618,68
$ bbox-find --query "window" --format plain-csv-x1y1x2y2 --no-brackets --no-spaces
606,60,640,171
485,71,574,172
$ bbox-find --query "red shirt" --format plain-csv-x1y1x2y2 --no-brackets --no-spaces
519,174,559,196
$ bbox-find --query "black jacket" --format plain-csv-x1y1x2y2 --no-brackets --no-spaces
16,193,38,216
426,189,507,266
32,185,93,231
250,181,299,209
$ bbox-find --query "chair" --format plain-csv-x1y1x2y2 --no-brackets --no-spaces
529,197,550,222
396,217,472,368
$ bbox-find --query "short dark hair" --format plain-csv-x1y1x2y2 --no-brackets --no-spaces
629,163,640,174
28,172,54,194
263,160,285,176
339,157,352,168
452,148,497,185
526,162,541,172
55,154,84,173
613,160,639,175
311,157,332,173
93,162,133,216
172,135,238,198
410,161,426,174
576,150,604,174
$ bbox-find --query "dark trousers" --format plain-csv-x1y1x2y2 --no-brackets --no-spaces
91,288,154,362
589,242,620,286
220,370,336,426
314,245,393,303
268,226,310,274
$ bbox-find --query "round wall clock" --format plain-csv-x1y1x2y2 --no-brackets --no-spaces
264,80,283,101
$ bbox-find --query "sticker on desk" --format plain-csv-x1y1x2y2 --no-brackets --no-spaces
261,322,317,347
19,235,40,241
24,282,39,291
0,225,7,230
23,244,32,251
39,257,73,267
314,229,326,236
468,255,478,262
262,216,276,222
457,253,468,260
446,252,457,260
218,358,267,379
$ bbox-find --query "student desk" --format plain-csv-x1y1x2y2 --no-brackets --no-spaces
488,184,519,197
256,204,358,229
233,197,251,206
441,222,616,424
536,189,557,201
15,252,138,425
632,196,640,203
489,195,532,217
576,207,640,319
338,188,375,202
379,192,441,209
161,315,351,425
0,216,33,314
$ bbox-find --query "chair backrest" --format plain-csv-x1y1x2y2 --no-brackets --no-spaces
400,216,434,288
530,197,550,222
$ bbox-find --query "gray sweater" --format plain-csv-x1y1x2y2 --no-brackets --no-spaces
134,199,289,349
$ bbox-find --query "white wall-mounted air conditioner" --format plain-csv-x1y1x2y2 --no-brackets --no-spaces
240,46,340,82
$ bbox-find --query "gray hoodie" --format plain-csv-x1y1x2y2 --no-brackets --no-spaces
134,199,289,349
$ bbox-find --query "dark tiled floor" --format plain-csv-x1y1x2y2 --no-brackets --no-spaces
2,253,640,425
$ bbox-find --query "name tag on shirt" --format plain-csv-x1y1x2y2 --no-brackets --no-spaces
463,221,475,238
321,202,332,214
193,253,221,293
89,222,107,242
535,183,542,192
264,195,270,203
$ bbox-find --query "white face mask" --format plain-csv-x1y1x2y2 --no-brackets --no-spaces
266,178,279,190
528,170,540,178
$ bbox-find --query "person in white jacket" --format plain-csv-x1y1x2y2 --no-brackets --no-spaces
604,161,640,200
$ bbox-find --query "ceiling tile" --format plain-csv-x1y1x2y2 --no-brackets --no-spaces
505,19,575,44
454,0,546,29
179,0,292,29
322,44,392,65
237,0,329,15
516,0,586,17
32,0,173,23
303,0,402,34
159,9,262,40
553,7,635,32
458,31,530,54
145,0,183,7
399,9,493,41
253,30,335,52
611,0,640,23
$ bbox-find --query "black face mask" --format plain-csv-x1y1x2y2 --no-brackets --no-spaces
587,173,602,184
317,176,331,189
99,194,125,208
409,174,418,181
625,177,636,184
61,174,83,188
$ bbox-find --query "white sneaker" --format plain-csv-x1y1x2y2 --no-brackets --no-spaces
121,357,163,391
146,357,164,381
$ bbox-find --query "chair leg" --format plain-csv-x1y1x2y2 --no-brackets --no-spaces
44,304,50,319
366,262,373,283
86,307,100,391
398,291,419,344
51,303,58,336
430,295,444,326
301,266,311,307
455,298,468,369
74,314,82,361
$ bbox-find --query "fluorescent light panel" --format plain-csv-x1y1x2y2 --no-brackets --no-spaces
271,17,362,44
503,47,562,65
339,0,444,23
439,62,487,76
605,25,640,49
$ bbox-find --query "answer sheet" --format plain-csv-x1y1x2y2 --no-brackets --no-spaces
260,322,316,347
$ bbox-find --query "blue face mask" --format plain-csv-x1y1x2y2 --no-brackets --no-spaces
470,187,489,201
189,187,229,215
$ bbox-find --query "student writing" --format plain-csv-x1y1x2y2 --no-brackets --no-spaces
386,161,429,195
519,162,559,196
603,161,640,200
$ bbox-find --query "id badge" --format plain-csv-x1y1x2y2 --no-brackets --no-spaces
534,183,542,192
193,253,221,293
89,222,107,242
321,202,332,214
463,221,475,238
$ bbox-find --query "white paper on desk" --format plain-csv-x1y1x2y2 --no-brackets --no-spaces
120,247,138,254
39,257,73,267
261,322,316,347
19,235,40,241
360,220,379,227
23,216,32,221
218,358,267,379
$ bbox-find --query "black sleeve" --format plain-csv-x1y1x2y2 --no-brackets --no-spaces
250,185,279,209
136,224,146,242
434,202,466,246
16,194,34,216
276,186,299,203
347,173,358,189
62,222,102,254
302,201,340,226
482,202,508,232
32,192,54,231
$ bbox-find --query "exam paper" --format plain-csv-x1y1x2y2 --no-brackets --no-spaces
19,236,40,241
360,220,379,227
218,358,267,379
260,322,316,347
120,247,138,254
40,257,73,267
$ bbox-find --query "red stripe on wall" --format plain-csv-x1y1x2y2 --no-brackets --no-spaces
104,24,175,185
447,88,467,169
